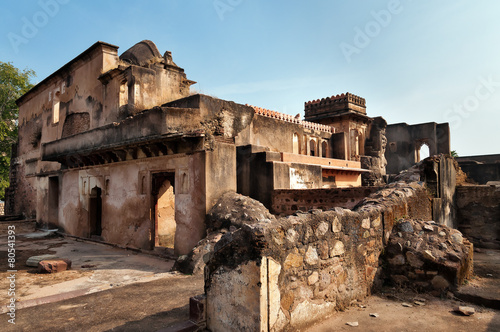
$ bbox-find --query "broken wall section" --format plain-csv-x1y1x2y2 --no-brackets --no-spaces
456,154,500,184
392,155,456,228
386,122,450,175
457,185,500,249
361,116,387,186
205,181,433,331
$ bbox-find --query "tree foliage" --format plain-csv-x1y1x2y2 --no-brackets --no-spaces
451,150,459,158
0,61,35,201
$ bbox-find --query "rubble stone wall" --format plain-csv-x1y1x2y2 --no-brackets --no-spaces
457,185,500,249
271,187,380,215
205,182,433,331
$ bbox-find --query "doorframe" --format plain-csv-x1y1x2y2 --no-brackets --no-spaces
150,171,176,248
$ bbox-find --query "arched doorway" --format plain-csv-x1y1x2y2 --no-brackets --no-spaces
89,187,102,237
151,172,176,249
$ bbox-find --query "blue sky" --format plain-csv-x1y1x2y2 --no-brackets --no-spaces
1,0,499,156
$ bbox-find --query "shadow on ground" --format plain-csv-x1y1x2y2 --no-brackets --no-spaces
104,304,189,332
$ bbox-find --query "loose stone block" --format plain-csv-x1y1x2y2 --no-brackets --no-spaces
26,254,58,267
37,259,72,273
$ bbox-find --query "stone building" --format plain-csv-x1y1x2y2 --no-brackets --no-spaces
6,40,392,255
385,122,450,174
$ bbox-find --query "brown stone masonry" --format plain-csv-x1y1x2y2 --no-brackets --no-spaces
204,181,442,331
271,187,380,215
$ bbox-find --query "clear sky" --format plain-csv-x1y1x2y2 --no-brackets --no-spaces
1,0,499,156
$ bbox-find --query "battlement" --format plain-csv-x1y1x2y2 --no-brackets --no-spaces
247,105,334,133
304,92,366,121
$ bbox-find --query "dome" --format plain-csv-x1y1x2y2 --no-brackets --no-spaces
120,40,162,66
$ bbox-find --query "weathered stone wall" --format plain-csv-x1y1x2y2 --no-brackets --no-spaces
392,155,456,228
271,187,380,215
456,185,500,249
205,181,432,331
361,116,387,186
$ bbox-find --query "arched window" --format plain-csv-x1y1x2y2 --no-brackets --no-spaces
310,139,317,156
293,133,300,154
321,141,328,158
416,142,430,162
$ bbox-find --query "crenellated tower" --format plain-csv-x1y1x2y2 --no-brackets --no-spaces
304,92,372,161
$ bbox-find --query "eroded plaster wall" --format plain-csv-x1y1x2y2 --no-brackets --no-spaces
205,142,237,212
49,153,206,255
8,43,119,216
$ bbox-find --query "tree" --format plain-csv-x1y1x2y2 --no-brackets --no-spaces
0,62,35,201
451,150,459,158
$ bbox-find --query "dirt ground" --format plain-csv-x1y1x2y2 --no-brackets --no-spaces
2,221,499,332
305,249,500,332
305,290,500,332
0,222,174,307
5,274,204,332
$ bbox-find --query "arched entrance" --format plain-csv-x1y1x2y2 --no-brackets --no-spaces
151,172,176,249
416,142,430,162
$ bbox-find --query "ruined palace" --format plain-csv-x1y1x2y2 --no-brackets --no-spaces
6,40,450,258
9,40,496,331
4,40,374,255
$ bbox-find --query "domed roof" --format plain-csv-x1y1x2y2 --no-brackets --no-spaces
120,40,162,66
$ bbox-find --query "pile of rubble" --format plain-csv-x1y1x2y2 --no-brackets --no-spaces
384,219,473,294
